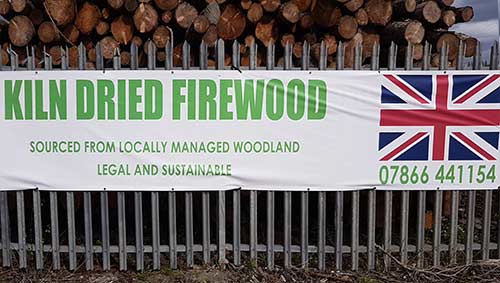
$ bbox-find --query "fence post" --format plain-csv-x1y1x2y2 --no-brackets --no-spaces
0,192,10,267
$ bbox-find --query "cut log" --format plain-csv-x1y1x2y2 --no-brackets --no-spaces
292,41,303,58
392,0,416,16
68,46,79,68
75,2,101,34
241,0,252,10
454,6,473,23
217,4,245,40
323,34,337,55
247,3,263,24
312,0,342,28
383,20,424,45
361,29,380,60
280,2,300,24
299,13,314,29
11,0,26,13
48,46,62,65
111,15,134,45
162,10,173,23
439,10,455,27
344,0,363,13
415,1,441,24
132,35,143,47
63,24,80,44
87,47,96,62
193,15,209,33
102,8,111,20
100,36,120,59
121,51,131,66
38,21,59,44
338,15,358,40
0,0,10,15
108,0,124,10
8,15,35,47
428,31,459,60
45,0,76,26
202,24,218,47
175,2,198,29
292,0,311,12
153,26,171,48
412,43,423,60
280,33,295,48
455,32,477,57
260,0,280,13
355,8,369,26
96,21,110,36
125,0,138,12
155,0,179,11
365,0,393,26
1,48,8,65
201,2,220,25
255,18,278,46
134,3,159,33
344,32,363,68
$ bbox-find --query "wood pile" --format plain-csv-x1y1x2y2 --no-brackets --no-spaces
0,0,476,68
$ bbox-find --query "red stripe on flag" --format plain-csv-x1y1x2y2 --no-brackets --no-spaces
384,75,430,104
381,132,427,161
455,74,500,104
452,132,496,160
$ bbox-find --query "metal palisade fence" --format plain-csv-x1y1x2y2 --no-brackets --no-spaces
0,38,499,272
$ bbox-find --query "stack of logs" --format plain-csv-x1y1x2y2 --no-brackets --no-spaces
0,0,476,69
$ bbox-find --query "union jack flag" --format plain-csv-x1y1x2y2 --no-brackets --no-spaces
379,74,500,161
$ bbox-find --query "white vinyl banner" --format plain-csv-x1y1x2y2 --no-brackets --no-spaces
0,70,499,191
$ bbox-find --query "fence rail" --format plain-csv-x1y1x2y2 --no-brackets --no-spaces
0,38,499,272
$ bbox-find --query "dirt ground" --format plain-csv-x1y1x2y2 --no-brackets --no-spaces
2,259,500,283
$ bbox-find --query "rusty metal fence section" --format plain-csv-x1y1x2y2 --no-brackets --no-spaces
0,38,499,272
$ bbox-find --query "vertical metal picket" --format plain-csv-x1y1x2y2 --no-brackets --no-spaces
318,41,327,272
16,191,26,269
335,191,343,270
417,190,426,268
465,190,476,265
449,191,459,265
367,190,376,270
301,191,309,268
0,192,10,267
66,192,76,270
482,190,492,260
284,191,292,268
215,39,226,265
351,190,359,271
367,42,380,271
112,49,128,271
267,41,276,270
384,42,397,271
202,191,210,264
146,42,162,271
231,41,241,267
169,191,177,269
134,192,143,271
433,191,443,266
33,190,43,270
84,191,93,270
49,192,60,270
117,191,127,270
100,192,110,271
249,39,258,263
